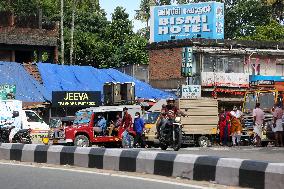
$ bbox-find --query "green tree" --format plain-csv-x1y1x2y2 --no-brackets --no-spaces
241,20,284,41
108,6,133,46
264,0,284,23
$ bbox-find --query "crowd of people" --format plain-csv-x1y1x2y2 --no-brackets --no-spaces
218,103,284,147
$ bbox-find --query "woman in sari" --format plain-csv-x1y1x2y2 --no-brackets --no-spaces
218,107,231,146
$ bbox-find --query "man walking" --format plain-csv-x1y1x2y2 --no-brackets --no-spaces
133,112,147,148
272,103,283,147
253,103,265,147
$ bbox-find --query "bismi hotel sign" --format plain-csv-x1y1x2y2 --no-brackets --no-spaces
52,91,101,107
150,2,224,42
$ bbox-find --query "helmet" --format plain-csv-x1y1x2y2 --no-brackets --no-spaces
166,97,175,102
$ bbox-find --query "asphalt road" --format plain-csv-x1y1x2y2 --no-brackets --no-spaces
0,163,221,189
141,146,284,163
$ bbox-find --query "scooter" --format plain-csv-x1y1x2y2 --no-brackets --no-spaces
0,126,32,144
159,117,182,151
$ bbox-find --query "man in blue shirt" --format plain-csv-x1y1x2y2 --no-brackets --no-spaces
133,112,147,148
94,114,106,135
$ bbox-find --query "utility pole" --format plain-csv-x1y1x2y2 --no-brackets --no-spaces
70,0,77,65
60,0,65,65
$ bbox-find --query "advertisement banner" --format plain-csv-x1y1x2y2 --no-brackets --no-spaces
0,84,16,100
182,47,193,77
52,91,101,107
0,100,22,126
181,85,201,98
150,2,224,42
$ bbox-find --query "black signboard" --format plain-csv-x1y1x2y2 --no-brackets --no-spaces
52,91,101,107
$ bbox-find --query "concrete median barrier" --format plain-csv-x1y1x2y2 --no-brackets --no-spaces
0,143,283,189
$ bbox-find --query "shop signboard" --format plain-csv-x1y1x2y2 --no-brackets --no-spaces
150,1,224,42
182,47,193,77
249,80,275,87
0,84,16,100
52,91,101,107
181,85,201,98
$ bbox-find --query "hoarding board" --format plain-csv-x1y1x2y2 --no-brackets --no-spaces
150,2,224,42
52,91,101,107
182,47,193,77
181,85,201,98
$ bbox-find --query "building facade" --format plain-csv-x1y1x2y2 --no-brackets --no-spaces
0,11,58,63
148,39,284,102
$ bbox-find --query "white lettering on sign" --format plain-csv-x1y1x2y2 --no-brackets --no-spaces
158,7,182,16
181,85,201,99
157,15,210,35
64,92,89,101
159,27,168,34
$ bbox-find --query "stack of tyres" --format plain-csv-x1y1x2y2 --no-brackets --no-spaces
121,82,135,105
103,82,121,105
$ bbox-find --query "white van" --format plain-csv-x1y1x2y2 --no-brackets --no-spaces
0,100,49,143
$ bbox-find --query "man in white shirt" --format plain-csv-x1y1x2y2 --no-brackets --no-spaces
9,111,22,142
253,103,265,147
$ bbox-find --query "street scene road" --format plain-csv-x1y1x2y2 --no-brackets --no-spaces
0,162,238,189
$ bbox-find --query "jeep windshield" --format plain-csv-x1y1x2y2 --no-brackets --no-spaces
74,111,92,124
143,112,160,124
244,93,256,111
259,92,274,110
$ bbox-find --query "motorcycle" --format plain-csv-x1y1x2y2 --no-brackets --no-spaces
159,117,182,151
0,126,32,144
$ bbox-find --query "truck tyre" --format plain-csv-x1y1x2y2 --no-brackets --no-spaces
74,135,90,147
198,136,209,147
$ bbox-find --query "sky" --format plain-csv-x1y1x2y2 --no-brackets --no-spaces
99,0,146,32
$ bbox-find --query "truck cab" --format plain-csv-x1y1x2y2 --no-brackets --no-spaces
242,89,282,145
65,105,141,147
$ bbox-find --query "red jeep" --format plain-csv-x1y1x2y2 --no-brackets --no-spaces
65,105,141,147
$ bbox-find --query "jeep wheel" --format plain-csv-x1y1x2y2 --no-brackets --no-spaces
74,135,90,147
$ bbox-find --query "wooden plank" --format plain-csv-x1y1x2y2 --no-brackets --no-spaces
181,109,218,116
181,116,218,125
182,125,217,135
178,99,217,109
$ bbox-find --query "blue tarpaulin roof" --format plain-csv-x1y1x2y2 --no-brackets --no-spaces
37,63,173,99
0,62,51,102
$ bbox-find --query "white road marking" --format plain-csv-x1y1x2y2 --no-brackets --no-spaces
0,162,214,189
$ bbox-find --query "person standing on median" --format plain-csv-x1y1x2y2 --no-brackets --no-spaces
230,106,243,146
272,103,283,147
133,112,147,148
253,103,265,147
121,107,133,147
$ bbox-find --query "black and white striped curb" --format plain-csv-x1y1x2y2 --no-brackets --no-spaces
0,143,283,189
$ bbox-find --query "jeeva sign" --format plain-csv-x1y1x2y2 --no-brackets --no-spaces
52,91,101,107
150,1,224,42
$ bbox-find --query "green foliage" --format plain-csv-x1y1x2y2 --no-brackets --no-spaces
240,20,284,41
0,0,149,67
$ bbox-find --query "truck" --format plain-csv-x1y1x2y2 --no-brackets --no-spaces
143,98,218,147
242,88,282,146
0,100,49,143
65,105,142,147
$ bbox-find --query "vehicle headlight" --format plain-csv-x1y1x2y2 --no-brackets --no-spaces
175,117,181,123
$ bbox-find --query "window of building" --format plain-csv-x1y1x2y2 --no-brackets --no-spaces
203,55,244,73
276,64,284,76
